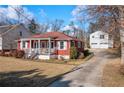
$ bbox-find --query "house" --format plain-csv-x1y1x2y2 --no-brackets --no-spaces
0,24,32,51
17,32,84,60
90,31,113,48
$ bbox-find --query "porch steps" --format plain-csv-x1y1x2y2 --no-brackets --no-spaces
29,53,39,60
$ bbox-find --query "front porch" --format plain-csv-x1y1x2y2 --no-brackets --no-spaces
18,37,57,60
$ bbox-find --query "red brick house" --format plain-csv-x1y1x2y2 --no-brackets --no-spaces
17,32,84,60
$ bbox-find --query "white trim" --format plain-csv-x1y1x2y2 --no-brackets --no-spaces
38,54,57,60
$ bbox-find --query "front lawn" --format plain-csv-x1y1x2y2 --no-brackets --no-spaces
0,56,75,87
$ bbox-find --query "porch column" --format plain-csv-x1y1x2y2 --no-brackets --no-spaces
38,39,40,54
48,38,51,55
30,40,32,53
20,39,22,49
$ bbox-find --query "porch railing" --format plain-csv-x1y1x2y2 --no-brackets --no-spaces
24,48,56,55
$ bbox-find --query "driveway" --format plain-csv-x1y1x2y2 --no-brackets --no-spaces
49,49,111,87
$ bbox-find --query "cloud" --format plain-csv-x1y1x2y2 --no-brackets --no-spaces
71,5,88,22
0,5,34,23
62,25,79,31
71,5,85,16
40,9,47,18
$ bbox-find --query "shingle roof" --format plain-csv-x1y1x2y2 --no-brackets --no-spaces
31,32,81,41
0,24,19,35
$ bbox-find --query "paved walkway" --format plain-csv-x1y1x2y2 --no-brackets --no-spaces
49,49,111,87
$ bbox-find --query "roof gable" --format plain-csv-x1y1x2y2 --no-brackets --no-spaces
90,31,108,36
0,25,13,34
0,24,30,36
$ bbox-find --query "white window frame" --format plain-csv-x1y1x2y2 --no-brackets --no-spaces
47,41,54,49
22,41,28,49
100,35,104,39
58,41,67,50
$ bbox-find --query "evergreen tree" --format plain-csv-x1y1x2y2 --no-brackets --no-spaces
28,19,37,33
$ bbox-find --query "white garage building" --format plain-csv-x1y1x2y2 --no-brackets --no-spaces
90,31,113,49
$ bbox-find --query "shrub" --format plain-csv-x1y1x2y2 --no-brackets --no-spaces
83,49,91,57
70,46,78,59
0,51,5,56
16,50,25,58
11,50,18,57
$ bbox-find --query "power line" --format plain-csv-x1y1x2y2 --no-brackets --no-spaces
10,6,32,23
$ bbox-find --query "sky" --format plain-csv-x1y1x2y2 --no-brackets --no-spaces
24,5,76,25
0,5,90,31
0,5,76,25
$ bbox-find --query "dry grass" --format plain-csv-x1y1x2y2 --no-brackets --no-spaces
0,56,75,87
44,59,86,66
102,58,124,87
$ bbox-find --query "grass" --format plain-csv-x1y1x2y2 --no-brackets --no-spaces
102,57,124,87
44,59,86,66
0,52,93,87
0,56,75,87
43,53,94,66
102,48,124,87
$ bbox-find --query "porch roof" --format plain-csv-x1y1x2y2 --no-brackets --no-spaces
18,37,51,41
18,32,82,42
30,32,82,41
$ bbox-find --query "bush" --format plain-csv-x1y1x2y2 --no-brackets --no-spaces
11,50,18,57
83,49,91,57
16,50,25,58
0,51,5,56
70,47,78,59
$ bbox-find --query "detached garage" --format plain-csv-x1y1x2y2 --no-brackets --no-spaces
90,31,113,49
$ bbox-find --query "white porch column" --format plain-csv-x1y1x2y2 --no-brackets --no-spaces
38,39,40,54
20,40,22,49
48,38,51,55
30,40,32,53
20,39,24,50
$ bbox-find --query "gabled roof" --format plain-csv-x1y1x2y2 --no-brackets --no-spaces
0,24,29,36
90,31,108,36
31,32,81,41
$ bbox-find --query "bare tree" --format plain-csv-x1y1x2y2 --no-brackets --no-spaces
73,5,124,49
14,6,24,24
51,19,64,32
38,23,50,33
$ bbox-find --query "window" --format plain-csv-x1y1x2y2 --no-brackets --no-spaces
60,41,64,49
47,42,54,48
91,43,97,45
19,31,22,37
22,41,26,48
109,35,112,40
100,35,104,39
78,42,81,48
51,42,54,48
100,43,108,44
71,41,75,47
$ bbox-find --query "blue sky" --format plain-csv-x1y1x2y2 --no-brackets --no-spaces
23,5,76,25
0,5,89,31
0,5,76,25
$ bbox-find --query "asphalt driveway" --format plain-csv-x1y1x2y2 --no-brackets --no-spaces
49,49,112,87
